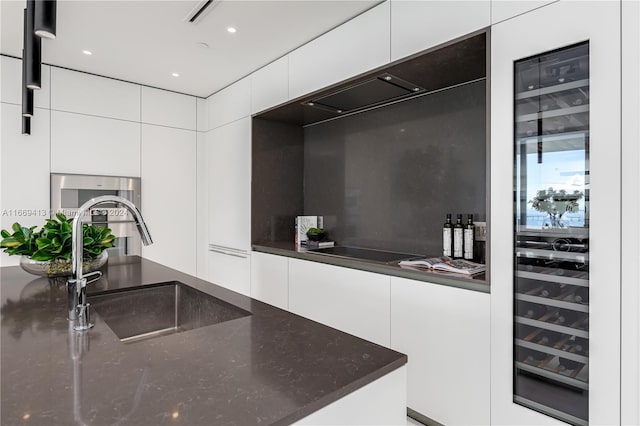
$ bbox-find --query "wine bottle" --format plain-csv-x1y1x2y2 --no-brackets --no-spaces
556,309,580,326
443,213,453,257
536,331,557,346
540,283,564,298
463,214,475,260
453,214,463,258
558,357,583,371
519,302,546,319
574,287,589,304
520,348,548,363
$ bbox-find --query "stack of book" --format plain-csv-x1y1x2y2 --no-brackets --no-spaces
301,240,335,249
398,256,485,276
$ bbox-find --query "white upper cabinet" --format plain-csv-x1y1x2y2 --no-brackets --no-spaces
491,0,556,24
141,87,196,130
50,111,141,176
250,56,289,115
1,56,50,108
207,76,251,130
390,0,490,61
288,1,391,100
196,97,208,132
50,67,140,121
206,117,251,251
141,124,196,275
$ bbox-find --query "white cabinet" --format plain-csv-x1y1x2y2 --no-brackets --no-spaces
250,251,289,310
141,124,196,275
390,0,490,61
1,56,50,108
491,2,621,424
288,1,391,100
490,0,556,24
50,111,141,177
251,56,289,114
207,77,251,130
390,277,490,425
141,87,196,130
196,131,208,279
288,258,391,347
0,103,50,266
207,250,250,296
206,117,251,252
50,67,140,122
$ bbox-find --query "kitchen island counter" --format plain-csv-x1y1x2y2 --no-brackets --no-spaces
1,257,406,425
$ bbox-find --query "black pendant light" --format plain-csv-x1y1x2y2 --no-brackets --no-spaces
22,117,32,135
34,0,56,39
25,0,42,90
22,48,34,118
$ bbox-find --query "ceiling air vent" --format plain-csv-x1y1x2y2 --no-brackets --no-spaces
184,0,221,23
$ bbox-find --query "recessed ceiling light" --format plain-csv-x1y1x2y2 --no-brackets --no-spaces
196,42,209,49
227,27,237,33
171,73,180,77
82,50,92,55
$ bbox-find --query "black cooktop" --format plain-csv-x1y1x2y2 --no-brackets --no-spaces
307,246,420,264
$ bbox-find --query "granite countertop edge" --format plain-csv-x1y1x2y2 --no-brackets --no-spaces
252,243,491,294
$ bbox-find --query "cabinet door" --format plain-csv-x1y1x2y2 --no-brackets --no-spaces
141,124,196,275
390,277,490,425
50,111,141,177
390,0,490,61
250,251,289,310
251,56,289,115
207,250,250,296
1,56,50,108
206,117,251,252
207,77,251,130
288,1,390,100
50,67,140,122
288,258,391,347
491,2,621,425
141,87,196,130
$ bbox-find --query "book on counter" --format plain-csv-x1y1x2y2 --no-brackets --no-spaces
295,216,321,247
301,240,335,249
398,256,486,276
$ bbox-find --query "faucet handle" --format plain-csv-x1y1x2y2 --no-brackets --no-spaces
84,270,103,285
73,303,94,331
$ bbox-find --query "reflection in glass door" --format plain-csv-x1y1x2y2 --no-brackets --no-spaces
513,42,590,426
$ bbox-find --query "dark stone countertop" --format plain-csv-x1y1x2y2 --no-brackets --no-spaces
1,257,406,426
253,242,490,293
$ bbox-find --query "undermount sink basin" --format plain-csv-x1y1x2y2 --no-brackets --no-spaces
89,281,251,343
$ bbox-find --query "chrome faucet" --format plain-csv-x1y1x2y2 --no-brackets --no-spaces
68,195,153,331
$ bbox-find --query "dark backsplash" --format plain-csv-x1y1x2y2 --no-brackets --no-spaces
303,80,486,256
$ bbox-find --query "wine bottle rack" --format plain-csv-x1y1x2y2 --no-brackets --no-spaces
513,42,590,426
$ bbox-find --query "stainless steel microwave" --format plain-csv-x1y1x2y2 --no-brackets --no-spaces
50,173,142,256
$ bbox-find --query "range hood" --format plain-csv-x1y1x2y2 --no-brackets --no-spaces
302,73,424,114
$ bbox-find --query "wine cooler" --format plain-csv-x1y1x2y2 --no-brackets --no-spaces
513,42,590,426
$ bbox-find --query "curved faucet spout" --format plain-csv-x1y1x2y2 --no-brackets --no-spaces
68,195,153,329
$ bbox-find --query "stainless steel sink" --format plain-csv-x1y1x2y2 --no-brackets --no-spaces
89,282,251,343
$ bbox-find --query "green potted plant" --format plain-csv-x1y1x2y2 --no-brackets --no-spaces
0,213,116,277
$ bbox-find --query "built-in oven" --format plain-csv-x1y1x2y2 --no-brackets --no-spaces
50,173,142,257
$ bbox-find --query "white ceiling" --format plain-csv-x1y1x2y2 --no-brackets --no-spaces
1,0,382,97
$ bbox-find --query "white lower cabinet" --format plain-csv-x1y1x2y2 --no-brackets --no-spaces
207,250,250,296
250,251,289,310
288,258,391,347
390,276,490,425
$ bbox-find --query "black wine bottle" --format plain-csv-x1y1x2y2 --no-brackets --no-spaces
536,331,557,347
443,213,453,257
463,214,475,260
558,357,583,371
540,283,564,298
521,348,548,363
556,309,581,326
453,214,463,258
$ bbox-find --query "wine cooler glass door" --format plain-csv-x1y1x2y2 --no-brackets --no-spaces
513,42,590,426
